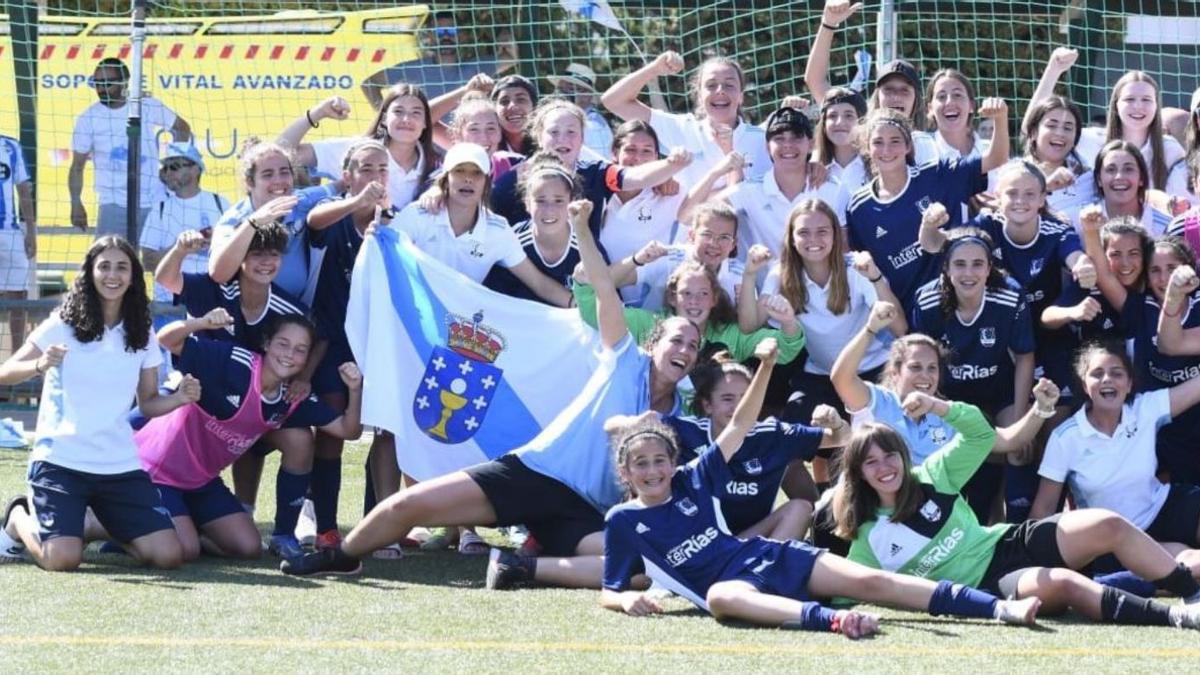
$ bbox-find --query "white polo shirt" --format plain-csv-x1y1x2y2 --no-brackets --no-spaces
312,137,426,212
648,110,772,188
762,259,887,375
139,190,230,302
632,247,743,312
71,98,176,207
600,187,686,270
1075,128,1185,185
29,314,162,475
725,170,851,259
393,202,525,282
1045,169,1097,226
828,155,869,197
1040,388,1172,530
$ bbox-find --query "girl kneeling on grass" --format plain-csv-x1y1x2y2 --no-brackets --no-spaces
0,237,189,571
832,380,1200,628
602,338,1041,638
134,310,364,562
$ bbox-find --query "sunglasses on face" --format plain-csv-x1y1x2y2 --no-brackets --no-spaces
434,26,458,39
162,161,196,172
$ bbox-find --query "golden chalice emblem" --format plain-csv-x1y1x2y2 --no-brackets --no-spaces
429,378,469,439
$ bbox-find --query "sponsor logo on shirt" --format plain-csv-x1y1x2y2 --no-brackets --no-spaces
948,363,999,380
635,522,650,534
876,225,889,239
1149,362,1200,385
912,527,965,577
725,481,759,496
886,242,922,270
979,327,996,347
920,500,942,522
676,497,698,517
225,394,241,408
665,526,719,567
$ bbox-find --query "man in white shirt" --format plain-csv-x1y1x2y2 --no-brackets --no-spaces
69,57,191,239
139,142,230,303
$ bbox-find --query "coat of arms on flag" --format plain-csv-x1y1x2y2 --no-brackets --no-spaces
413,311,506,443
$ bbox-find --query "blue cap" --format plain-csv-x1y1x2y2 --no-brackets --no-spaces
163,142,205,172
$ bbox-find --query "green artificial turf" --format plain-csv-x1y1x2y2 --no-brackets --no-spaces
0,446,1196,673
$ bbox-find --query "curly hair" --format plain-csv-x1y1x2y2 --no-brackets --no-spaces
59,236,151,352
859,108,916,175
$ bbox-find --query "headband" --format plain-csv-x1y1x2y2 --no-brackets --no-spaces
619,430,676,454
946,234,992,255
529,164,576,186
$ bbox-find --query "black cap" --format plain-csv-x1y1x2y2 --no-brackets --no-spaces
821,87,868,117
875,59,920,91
764,106,814,140
491,75,539,104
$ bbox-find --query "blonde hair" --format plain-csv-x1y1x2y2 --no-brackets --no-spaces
778,199,849,315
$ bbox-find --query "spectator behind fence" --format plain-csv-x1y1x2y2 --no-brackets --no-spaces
1,134,35,350
69,57,191,239
360,11,518,110
139,143,230,305
549,63,614,161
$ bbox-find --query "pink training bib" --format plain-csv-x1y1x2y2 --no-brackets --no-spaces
136,353,301,490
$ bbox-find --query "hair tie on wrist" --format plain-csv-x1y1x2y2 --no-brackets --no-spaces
306,109,320,129
822,22,838,31
868,274,883,283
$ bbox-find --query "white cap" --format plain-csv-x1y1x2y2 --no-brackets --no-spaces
442,142,490,174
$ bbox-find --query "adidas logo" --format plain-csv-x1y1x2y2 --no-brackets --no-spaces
889,543,902,557
226,394,241,407
876,225,888,239
635,522,650,534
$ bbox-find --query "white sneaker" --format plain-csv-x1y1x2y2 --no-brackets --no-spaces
1171,602,1200,630
295,499,317,547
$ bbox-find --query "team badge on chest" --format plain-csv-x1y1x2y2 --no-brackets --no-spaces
742,458,763,475
920,500,942,522
979,327,996,347
676,498,698,517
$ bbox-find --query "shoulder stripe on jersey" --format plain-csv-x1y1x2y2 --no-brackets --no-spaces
230,346,255,368
266,294,307,316
984,290,1021,308
219,280,242,301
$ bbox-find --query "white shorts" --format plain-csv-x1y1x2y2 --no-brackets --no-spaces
0,235,30,292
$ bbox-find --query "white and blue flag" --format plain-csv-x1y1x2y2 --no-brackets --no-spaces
347,227,601,481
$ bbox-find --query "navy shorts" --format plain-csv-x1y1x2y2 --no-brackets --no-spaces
27,460,174,543
465,454,604,557
313,340,354,397
1146,483,1200,547
723,539,825,602
155,477,245,527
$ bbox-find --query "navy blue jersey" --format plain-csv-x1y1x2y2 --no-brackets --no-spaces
846,157,987,310
1122,291,1200,391
974,213,1081,317
177,273,310,353
176,337,338,429
483,220,580,303
603,448,811,611
308,213,365,348
1040,279,1121,395
664,415,824,534
911,276,1035,414
490,159,619,257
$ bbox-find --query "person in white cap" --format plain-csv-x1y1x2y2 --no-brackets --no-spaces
138,143,230,305
551,63,614,160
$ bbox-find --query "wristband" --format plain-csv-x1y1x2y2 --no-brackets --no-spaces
1034,405,1056,419
631,254,644,267
34,359,44,375
868,274,883,283
822,22,838,31
247,217,260,231
306,109,320,129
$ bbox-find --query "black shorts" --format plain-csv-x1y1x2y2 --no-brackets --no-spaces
978,514,1068,597
1146,483,1200,547
465,454,604,557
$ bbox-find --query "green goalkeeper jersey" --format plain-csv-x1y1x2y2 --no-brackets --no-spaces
846,401,1013,588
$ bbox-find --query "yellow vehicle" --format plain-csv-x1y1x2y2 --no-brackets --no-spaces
0,7,427,281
